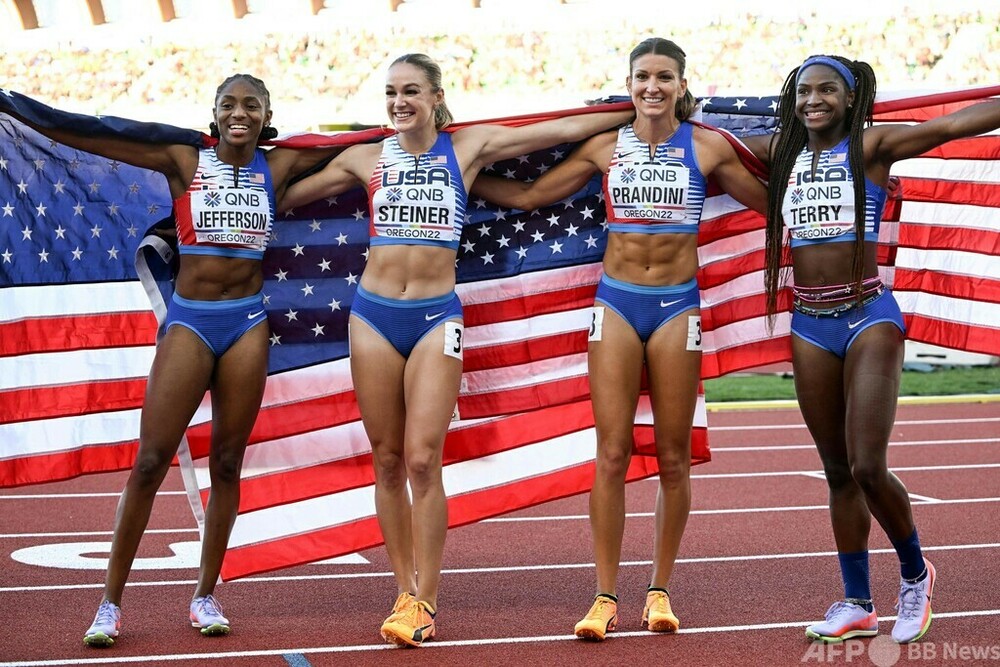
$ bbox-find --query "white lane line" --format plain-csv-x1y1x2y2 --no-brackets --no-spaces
0,529,195,538
0,491,185,500
483,496,1000,522
3,608,998,665
3,461,996,502
711,417,1000,431
712,437,999,452
4,542,998,593
5,496,999,539
690,463,1000,479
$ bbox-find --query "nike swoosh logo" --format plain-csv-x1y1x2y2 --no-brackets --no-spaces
413,623,434,642
847,317,869,330
660,299,682,308
425,312,445,321
247,311,265,319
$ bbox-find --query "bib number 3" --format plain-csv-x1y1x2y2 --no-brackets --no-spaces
687,314,702,351
444,321,464,360
589,307,605,342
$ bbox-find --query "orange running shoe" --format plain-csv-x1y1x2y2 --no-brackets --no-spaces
381,592,416,628
574,594,618,641
380,599,436,647
642,588,680,632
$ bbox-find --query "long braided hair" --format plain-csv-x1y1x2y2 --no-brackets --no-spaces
763,56,877,320
209,73,279,142
628,37,697,122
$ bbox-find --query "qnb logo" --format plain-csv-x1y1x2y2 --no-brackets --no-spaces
205,192,222,208
790,187,805,205
621,167,637,184
386,187,403,203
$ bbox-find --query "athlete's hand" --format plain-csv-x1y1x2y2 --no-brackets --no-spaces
887,175,902,199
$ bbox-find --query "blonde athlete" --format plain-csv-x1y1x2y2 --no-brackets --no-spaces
280,53,632,647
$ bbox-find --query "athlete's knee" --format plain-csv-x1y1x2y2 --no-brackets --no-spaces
849,457,890,494
404,448,443,492
130,448,174,488
209,448,246,485
821,459,855,493
372,447,407,489
655,453,690,488
595,439,633,479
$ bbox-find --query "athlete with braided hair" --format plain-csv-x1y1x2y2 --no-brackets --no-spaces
743,55,1000,644
8,73,341,645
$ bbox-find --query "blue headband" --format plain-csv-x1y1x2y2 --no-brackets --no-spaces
796,56,856,90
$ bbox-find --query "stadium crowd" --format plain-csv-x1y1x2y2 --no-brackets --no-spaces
2,6,998,127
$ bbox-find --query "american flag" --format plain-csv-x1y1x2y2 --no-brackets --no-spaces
2,88,997,579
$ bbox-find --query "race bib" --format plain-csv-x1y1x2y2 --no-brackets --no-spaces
189,187,271,251
783,157,866,241
372,183,457,242
607,162,690,223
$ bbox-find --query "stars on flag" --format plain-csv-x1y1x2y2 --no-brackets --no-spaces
1,126,168,279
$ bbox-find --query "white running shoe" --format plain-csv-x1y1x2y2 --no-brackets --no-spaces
892,558,935,643
83,600,122,647
805,600,878,642
190,594,231,636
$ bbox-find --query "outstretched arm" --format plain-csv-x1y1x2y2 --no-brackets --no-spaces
277,143,374,211
457,106,633,173
266,145,354,200
697,128,768,214
4,111,195,197
868,98,1000,168
469,130,615,211
741,133,776,167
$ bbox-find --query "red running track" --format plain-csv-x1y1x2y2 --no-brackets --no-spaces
1,399,998,667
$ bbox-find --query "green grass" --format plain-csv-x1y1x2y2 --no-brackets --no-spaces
703,365,1000,402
